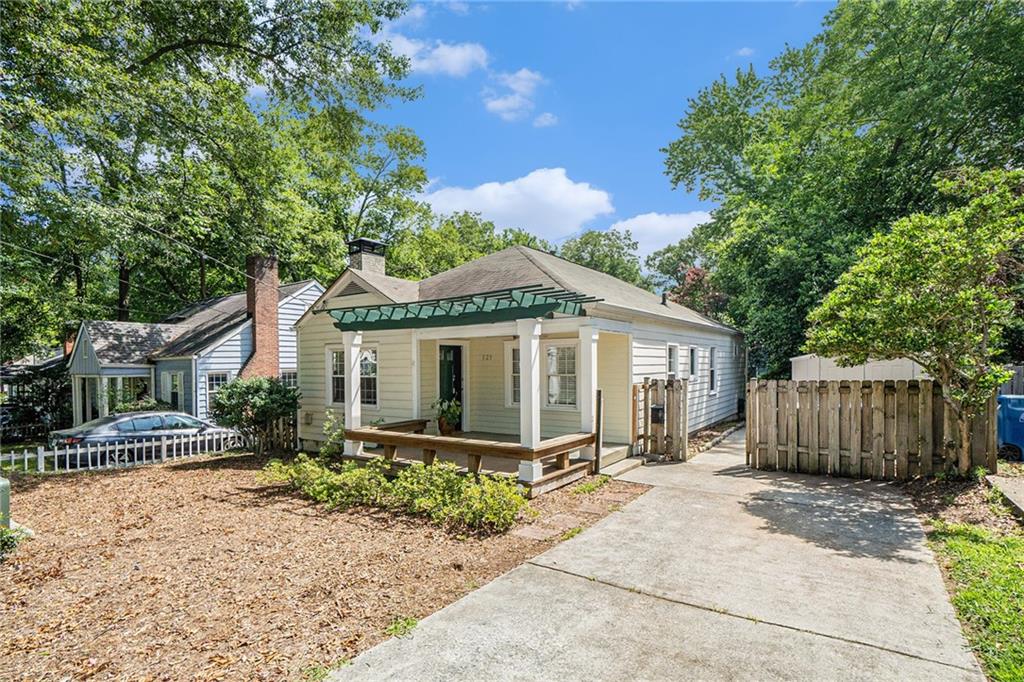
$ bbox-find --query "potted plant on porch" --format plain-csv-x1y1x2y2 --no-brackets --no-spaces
432,398,462,436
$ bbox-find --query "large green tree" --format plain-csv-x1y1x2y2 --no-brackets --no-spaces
559,228,651,290
0,0,422,361
806,169,1024,474
658,1,1024,376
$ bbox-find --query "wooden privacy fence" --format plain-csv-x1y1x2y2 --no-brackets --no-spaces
632,378,688,460
1001,365,1024,395
746,379,997,480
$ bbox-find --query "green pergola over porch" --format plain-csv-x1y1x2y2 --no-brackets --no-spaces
321,285,601,331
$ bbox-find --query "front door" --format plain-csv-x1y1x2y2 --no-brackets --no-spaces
438,345,463,430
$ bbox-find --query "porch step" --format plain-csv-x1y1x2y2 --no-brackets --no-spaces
598,444,631,468
525,460,592,498
600,456,644,478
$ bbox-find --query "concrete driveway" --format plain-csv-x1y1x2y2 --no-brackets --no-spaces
333,431,982,681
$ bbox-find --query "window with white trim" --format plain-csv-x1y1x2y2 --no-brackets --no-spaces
328,348,378,406
206,372,229,401
545,343,577,407
689,347,698,379
509,345,521,405
360,348,378,406
280,371,297,388
667,344,679,380
330,350,345,404
709,347,717,393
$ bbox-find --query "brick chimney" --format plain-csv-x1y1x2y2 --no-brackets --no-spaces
347,237,387,275
239,255,280,379
63,324,78,358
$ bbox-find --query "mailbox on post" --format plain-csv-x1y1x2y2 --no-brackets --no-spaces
650,404,665,425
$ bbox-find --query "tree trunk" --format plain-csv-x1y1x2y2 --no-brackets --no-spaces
71,253,85,301
957,414,973,476
117,258,131,321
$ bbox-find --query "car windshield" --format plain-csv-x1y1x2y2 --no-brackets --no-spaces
74,415,123,430
131,415,164,431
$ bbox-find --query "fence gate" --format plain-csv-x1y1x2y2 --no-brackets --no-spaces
746,379,997,480
632,378,688,461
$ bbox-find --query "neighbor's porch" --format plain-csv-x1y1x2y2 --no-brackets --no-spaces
71,368,154,425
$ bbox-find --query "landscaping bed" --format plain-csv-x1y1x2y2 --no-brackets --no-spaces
0,453,647,680
902,469,1024,681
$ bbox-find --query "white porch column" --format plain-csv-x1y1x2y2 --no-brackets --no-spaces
71,377,82,426
579,325,599,460
410,332,421,420
517,318,543,482
115,376,124,406
343,330,363,456
97,377,109,418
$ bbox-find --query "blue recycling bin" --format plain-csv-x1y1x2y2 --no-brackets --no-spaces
997,395,1024,460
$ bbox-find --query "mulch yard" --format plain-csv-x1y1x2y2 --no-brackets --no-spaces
1,453,647,680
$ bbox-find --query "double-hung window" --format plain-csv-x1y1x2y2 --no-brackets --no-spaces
206,372,229,401
709,347,717,393
545,343,577,407
330,350,345,404
328,348,378,406
508,346,521,405
689,347,698,380
279,371,297,388
667,344,679,380
360,348,378,407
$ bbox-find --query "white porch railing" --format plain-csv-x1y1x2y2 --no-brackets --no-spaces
0,431,244,474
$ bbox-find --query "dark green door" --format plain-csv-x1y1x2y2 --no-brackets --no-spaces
439,345,463,430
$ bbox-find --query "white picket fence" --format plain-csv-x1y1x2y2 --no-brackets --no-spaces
0,430,244,474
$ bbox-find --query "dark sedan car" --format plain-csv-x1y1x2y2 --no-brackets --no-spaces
49,411,234,448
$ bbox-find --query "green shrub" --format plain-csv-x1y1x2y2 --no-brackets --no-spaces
319,410,346,460
0,526,24,562
112,397,173,414
261,455,528,533
389,462,466,520
450,474,528,532
210,376,299,455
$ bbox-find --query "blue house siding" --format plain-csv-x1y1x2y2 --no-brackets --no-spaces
153,359,195,415
279,283,324,371
196,323,253,420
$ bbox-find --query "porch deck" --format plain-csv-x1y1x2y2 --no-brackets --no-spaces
344,420,603,497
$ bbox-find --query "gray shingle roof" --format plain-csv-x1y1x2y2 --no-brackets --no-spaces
84,321,190,365
411,246,736,332
83,280,318,364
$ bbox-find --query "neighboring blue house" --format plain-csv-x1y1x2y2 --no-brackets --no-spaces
66,258,322,425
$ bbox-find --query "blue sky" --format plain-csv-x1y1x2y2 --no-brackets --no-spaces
374,1,835,261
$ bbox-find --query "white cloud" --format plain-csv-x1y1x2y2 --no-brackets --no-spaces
735,46,755,57
446,1,470,14
483,68,546,121
422,168,613,237
387,33,489,76
564,0,584,10
392,3,428,26
609,211,712,260
533,112,558,128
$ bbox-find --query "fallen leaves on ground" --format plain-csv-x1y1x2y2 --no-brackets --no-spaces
1,454,647,680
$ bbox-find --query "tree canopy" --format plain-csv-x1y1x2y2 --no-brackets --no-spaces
657,1,1024,375
805,169,1024,472
559,228,651,290
0,0,423,361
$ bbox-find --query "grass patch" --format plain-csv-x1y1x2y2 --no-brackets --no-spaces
929,521,1024,681
560,526,583,541
302,658,349,681
572,475,610,495
384,616,418,638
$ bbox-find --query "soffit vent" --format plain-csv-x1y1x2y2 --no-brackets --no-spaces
338,281,367,297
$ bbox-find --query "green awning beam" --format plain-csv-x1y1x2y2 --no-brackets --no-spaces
321,285,602,331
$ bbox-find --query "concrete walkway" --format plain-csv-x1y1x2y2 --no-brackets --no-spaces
333,431,982,681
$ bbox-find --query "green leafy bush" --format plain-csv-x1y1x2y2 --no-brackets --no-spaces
210,376,299,455
0,526,23,562
261,456,528,533
112,397,173,414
